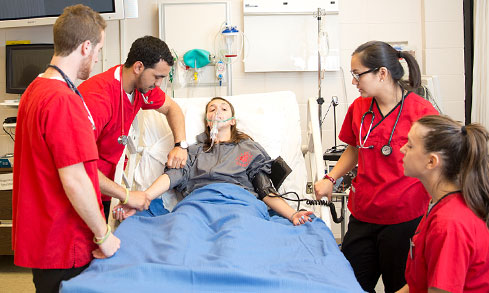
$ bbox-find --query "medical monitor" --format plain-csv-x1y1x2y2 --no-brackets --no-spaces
6,44,54,94
0,0,124,28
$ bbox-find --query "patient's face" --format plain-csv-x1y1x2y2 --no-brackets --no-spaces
206,99,235,130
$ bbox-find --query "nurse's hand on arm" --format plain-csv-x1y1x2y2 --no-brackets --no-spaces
98,171,150,211
263,195,314,226
314,145,358,201
156,97,187,168
113,174,172,221
167,147,187,169
59,163,120,258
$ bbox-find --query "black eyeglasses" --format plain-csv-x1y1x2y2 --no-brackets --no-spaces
350,67,379,82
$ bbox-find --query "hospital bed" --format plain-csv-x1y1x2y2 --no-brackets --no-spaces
61,91,363,292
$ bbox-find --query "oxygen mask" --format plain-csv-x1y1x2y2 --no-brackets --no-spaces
209,110,220,140
204,110,221,152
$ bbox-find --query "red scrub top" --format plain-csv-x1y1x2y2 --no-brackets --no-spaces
339,92,438,224
405,192,489,293
79,65,165,201
12,77,102,269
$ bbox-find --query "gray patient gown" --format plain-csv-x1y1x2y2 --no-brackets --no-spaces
165,132,273,198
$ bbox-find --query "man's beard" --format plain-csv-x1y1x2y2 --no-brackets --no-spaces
78,53,93,80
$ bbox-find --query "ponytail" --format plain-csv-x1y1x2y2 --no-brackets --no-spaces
417,115,489,228
459,124,489,228
399,51,421,89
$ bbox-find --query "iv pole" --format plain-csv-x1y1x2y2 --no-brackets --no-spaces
314,9,326,136
315,8,343,154
314,8,326,137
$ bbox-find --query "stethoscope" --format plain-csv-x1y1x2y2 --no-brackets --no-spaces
357,91,407,156
47,65,96,131
118,65,153,145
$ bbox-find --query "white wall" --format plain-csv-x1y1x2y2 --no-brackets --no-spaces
423,0,465,121
0,0,465,235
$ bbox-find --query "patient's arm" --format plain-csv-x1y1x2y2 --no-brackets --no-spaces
113,174,172,221
98,170,150,211
263,196,313,226
145,174,171,200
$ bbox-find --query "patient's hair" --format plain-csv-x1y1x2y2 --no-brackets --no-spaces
416,115,489,228
204,97,252,148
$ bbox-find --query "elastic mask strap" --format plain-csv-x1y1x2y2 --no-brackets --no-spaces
205,116,235,122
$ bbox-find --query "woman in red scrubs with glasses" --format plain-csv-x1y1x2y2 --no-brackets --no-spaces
399,115,489,293
314,41,438,292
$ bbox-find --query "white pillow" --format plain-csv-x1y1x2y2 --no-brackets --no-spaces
134,91,310,211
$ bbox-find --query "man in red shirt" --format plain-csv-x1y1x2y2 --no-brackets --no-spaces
12,5,120,292
79,36,187,220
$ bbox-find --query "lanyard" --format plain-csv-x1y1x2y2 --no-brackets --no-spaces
48,65,95,130
118,65,128,145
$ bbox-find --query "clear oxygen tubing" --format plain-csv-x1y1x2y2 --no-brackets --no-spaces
204,110,235,152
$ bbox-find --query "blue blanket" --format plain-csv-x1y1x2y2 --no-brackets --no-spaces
61,183,363,292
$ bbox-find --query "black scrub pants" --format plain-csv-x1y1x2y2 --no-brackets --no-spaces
341,214,422,293
103,200,111,222
32,264,89,293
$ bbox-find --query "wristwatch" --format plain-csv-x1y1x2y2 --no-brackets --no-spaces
175,140,188,149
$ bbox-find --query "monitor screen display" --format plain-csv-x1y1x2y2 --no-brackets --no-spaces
6,44,54,94
0,0,123,28
0,0,115,21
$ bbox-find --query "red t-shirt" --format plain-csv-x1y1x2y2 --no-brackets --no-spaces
339,92,438,224
12,77,102,269
79,65,165,201
405,192,489,293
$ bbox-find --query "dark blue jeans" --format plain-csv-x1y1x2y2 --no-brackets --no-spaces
136,198,170,217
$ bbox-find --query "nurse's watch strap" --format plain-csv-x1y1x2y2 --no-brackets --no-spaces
324,174,337,185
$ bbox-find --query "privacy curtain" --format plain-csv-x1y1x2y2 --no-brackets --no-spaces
471,0,489,127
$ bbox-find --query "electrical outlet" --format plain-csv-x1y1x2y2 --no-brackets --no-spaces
306,182,313,194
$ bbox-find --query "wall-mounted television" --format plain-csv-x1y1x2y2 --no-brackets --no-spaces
6,44,54,94
0,0,124,29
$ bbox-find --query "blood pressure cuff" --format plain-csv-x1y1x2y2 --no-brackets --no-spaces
252,156,292,200
252,172,277,200
269,156,292,190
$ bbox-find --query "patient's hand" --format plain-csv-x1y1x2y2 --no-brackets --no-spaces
290,210,314,226
127,190,151,211
112,204,137,221
167,147,187,169
92,233,121,259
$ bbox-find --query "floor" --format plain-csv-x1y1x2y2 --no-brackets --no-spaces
0,255,34,292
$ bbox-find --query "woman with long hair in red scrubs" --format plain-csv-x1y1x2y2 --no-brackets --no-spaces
398,115,489,293
314,41,438,292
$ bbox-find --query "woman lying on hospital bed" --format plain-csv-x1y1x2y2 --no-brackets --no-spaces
114,97,313,226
